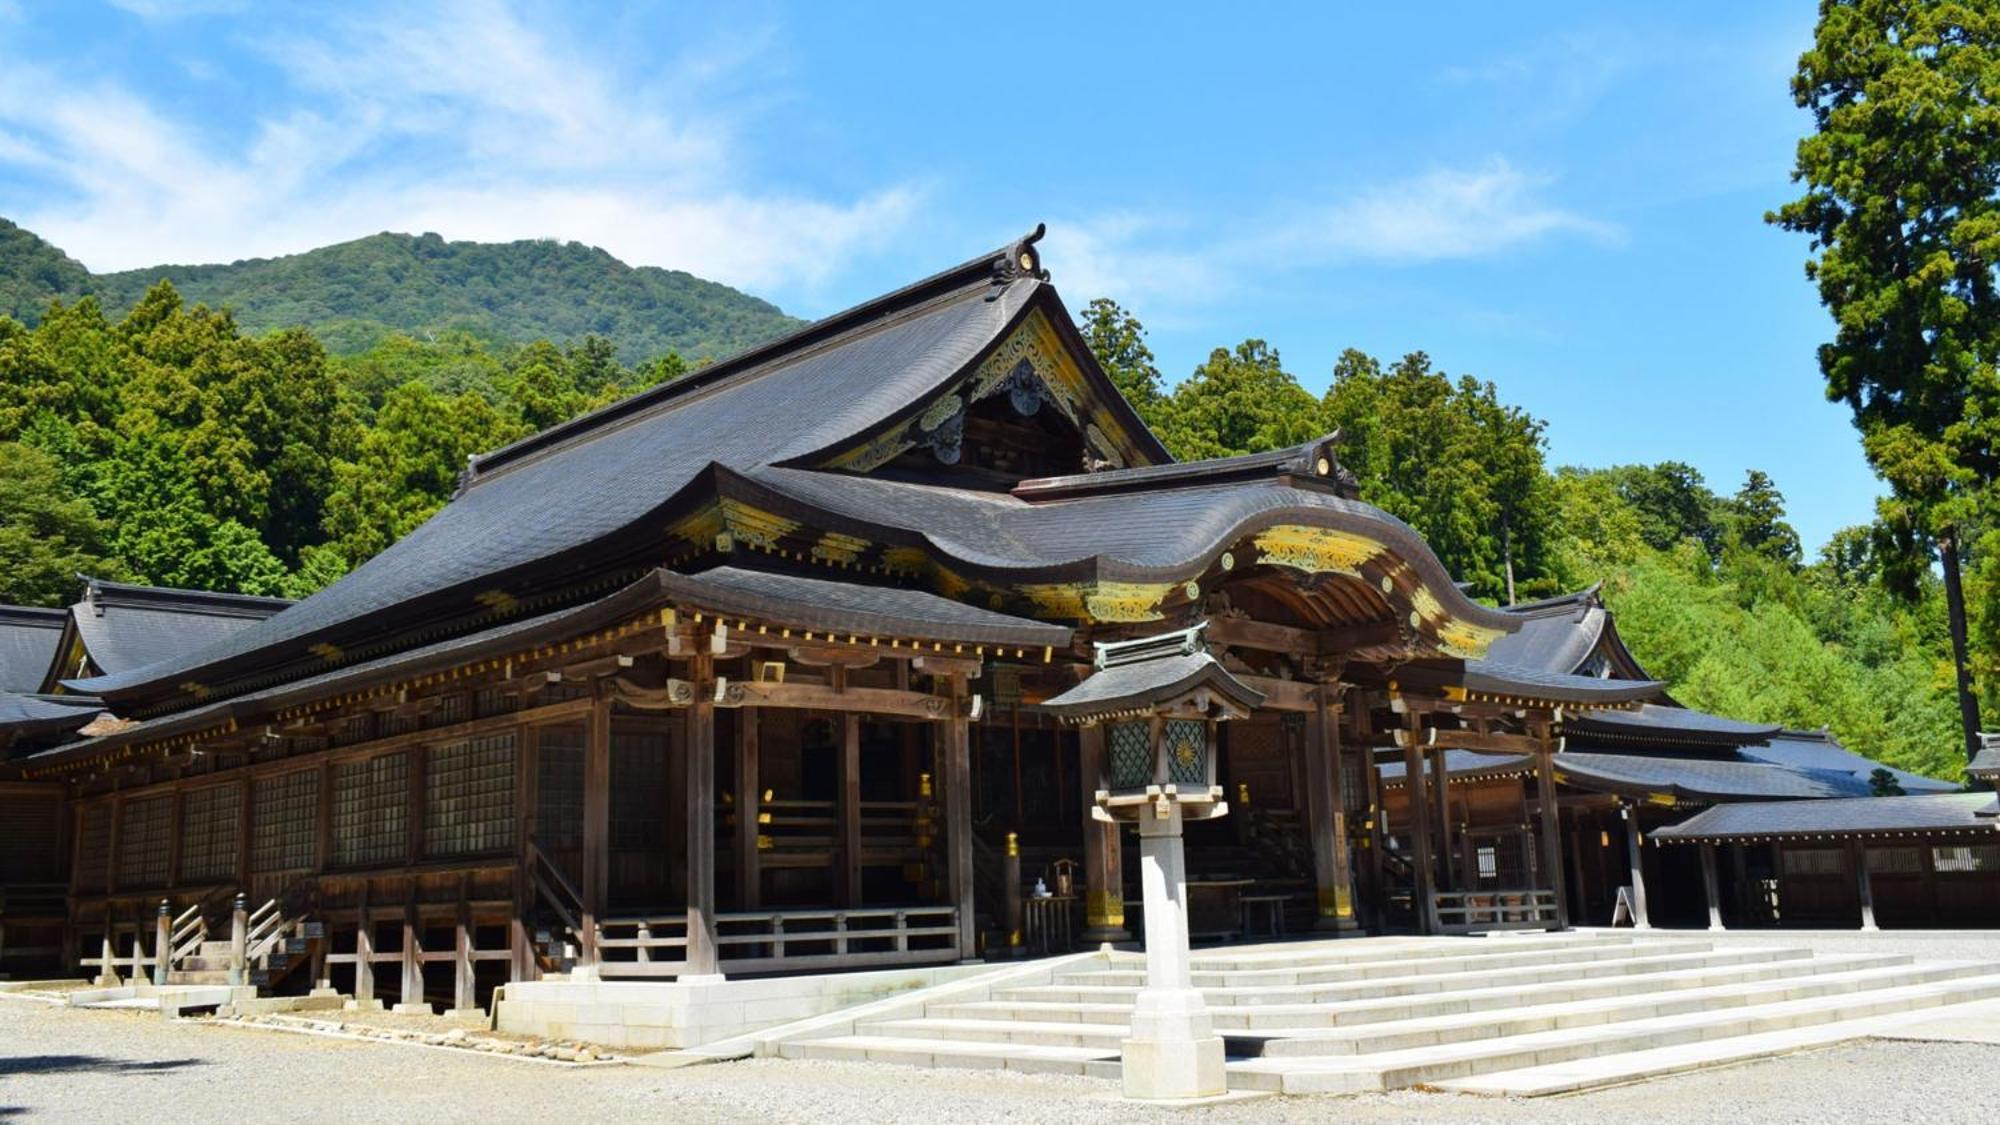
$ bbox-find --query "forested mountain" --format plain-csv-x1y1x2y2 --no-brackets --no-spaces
0,218,802,364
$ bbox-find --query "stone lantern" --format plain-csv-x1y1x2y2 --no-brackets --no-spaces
1043,623,1264,1101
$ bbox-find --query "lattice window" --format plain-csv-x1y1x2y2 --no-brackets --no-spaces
331,753,409,868
76,803,112,893
1781,847,1845,876
289,735,329,756
1866,846,1923,875
251,770,320,873
179,783,242,883
611,728,666,850
1107,721,1152,789
1933,844,1999,873
425,732,517,858
536,724,585,852
429,693,470,729
1476,845,1498,879
474,686,511,719
116,796,172,889
330,713,376,747
1341,752,1368,813
1164,719,1208,786
541,681,591,703
383,709,420,736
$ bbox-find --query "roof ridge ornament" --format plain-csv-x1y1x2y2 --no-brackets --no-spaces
989,223,1049,294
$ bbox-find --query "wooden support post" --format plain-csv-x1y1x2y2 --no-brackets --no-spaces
1077,724,1129,942
1700,843,1726,931
684,650,721,978
1004,832,1023,949
1430,745,1456,893
1357,706,1386,931
1306,693,1358,932
153,901,170,986
354,901,375,1004
1853,841,1879,932
580,693,610,971
229,893,247,987
401,904,424,1010
940,674,976,960
734,707,761,910
1622,804,1651,929
1530,726,1569,930
839,713,863,907
453,895,475,1012
1399,714,1439,934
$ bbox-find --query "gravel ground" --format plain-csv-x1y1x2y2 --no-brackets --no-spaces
4,995,1999,1123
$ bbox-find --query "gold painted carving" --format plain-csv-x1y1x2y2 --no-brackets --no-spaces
718,498,800,551
810,531,871,565
1251,525,1382,575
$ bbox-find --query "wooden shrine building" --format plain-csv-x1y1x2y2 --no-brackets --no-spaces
0,228,1962,1012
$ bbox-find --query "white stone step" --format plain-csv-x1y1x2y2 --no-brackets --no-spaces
1184,933,1617,971
778,1034,1118,1076
1056,935,1665,989
858,1017,1127,1050
1236,959,1987,1057
1226,971,2000,1094
1433,998,2000,1097
927,999,1136,1024
1005,943,1793,1007
1207,951,1904,1030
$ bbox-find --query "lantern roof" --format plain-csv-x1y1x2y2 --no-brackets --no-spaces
1042,622,1266,724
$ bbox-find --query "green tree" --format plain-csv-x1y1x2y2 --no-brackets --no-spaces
1770,0,2000,762
1078,298,1167,424
1723,469,1803,565
0,442,125,605
1155,340,1323,461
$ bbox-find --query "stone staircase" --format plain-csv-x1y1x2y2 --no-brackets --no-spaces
773,932,2000,1096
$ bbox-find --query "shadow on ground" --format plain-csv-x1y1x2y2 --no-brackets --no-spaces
0,1055,208,1077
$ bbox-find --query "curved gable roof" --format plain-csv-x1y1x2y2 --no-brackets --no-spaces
0,605,66,694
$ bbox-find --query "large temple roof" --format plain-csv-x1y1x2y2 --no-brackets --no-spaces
1564,703,1783,746
1554,750,1877,802
0,605,65,694
66,231,1519,717
1741,729,1960,794
656,567,1070,650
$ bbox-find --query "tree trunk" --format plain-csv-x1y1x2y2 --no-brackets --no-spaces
1938,531,1983,763
1502,516,1516,607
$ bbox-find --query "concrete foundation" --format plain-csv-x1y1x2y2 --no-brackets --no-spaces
495,962,994,1051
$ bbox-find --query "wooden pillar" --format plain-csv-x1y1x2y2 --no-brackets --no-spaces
1398,714,1438,934
580,694,610,969
1306,693,1358,932
940,674,975,959
1700,843,1726,931
734,708,761,910
1077,724,1128,942
401,904,424,1010
1530,726,1568,930
684,650,720,978
839,713,863,907
1853,841,1879,932
354,888,374,1003
1357,706,1386,931
1430,745,1455,893
1622,804,1651,929
454,898,476,1012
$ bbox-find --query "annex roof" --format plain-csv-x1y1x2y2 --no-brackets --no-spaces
656,566,1071,650
46,578,291,691
1740,730,1959,794
0,605,65,694
1563,703,1783,746
1651,792,2000,843
1555,751,1876,802
1970,737,2000,780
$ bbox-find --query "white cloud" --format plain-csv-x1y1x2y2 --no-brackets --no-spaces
0,1,916,294
1053,160,1616,311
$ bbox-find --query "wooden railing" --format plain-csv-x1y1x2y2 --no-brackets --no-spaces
592,905,959,978
1433,889,1560,934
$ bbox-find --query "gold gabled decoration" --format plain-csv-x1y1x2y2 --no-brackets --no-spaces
718,498,799,551
816,307,1156,475
1021,580,1175,623
1249,523,1504,660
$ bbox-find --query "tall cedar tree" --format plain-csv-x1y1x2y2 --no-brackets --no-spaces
1770,0,2000,762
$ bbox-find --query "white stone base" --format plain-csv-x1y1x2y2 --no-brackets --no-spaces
1121,987,1226,1101
495,962,992,1051
392,1001,435,1015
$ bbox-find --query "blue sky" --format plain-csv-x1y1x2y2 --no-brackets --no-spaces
0,1,1871,551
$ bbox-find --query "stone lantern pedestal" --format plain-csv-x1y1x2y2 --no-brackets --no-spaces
1042,623,1264,1102
1121,800,1225,1100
